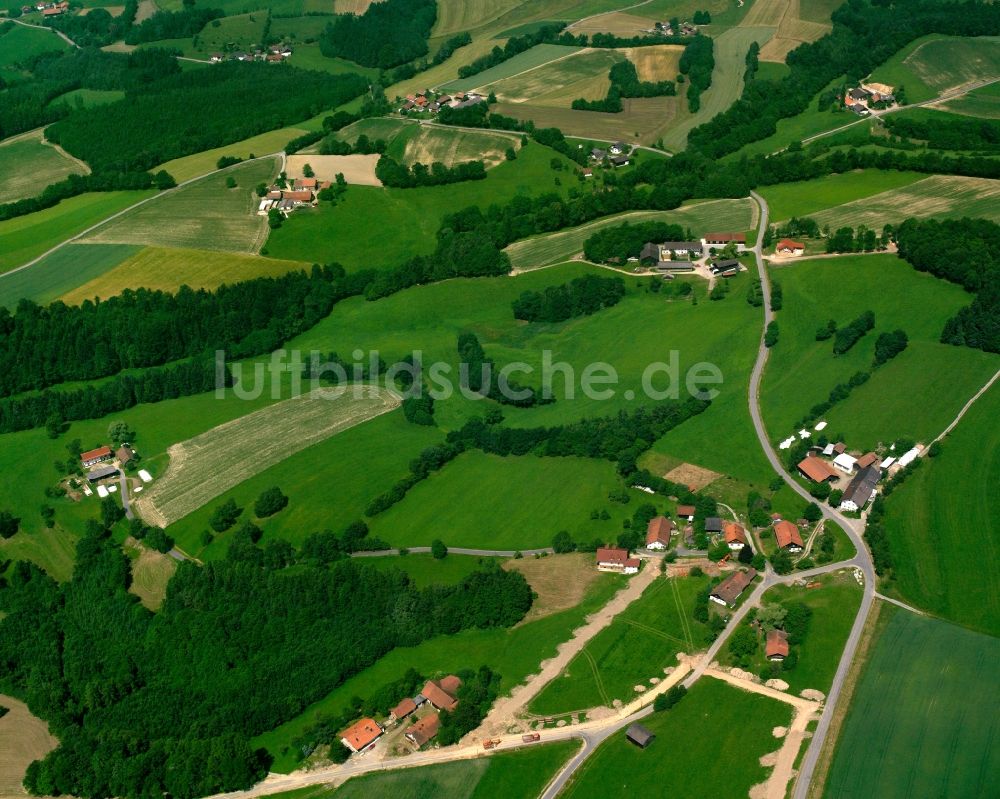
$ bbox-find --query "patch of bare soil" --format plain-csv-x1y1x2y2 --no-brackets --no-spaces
0,695,57,798
285,154,382,186
664,462,723,491
503,553,600,623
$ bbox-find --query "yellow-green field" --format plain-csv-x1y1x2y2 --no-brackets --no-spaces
84,158,278,254
135,386,400,528
871,35,1000,104
0,130,87,203
0,695,58,798
808,175,1000,232
155,127,310,183
60,246,313,303
478,48,622,105
127,542,178,611
938,80,1000,119
754,0,832,62
504,199,757,269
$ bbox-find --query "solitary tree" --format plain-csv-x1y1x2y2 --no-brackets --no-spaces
431,539,448,559
0,510,20,539
302,164,314,178
254,487,289,518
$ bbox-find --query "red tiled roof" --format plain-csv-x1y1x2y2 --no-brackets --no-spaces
596,547,629,565
797,455,838,483
777,238,805,250
766,629,790,658
774,520,804,549
422,678,459,711
80,446,112,462
340,718,382,751
646,516,675,546
676,504,696,517
405,713,440,747
856,452,880,469
724,522,747,546
704,232,746,243
391,698,416,720
282,190,313,202
624,558,641,569
297,177,318,189
438,674,462,696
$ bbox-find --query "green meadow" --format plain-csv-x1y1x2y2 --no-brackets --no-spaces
0,22,70,69
761,255,999,448
0,133,87,203
880,383,1000,637
357,553,500,588
870,34,1000,104
941,80,1000,119
253,571,624,771
440,43,583,92
530,574,711,715
563,679,791,799
824,607,1000,798
264,142,576,270
759,169,925,223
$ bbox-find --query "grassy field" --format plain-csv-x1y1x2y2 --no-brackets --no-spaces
49,87,127,109
328,741,578,799
0,694,58,799
504,199,757,269
0,22,70,68
441,43,584,92
60,246,313,303
870,35,1000,104
126,541,177,611
0,243,141,309
0,190,154,275
761,255,1000,448
879,383,1000,637
265,142,576,269
136,386,400,528
85,158,278,253
808,175,1000,231
759,169,925,222
824,607,1000,798
728,570,862,694
529,573,710,715
761,255,1000,447
939,79,1000,119
357,553,500,588
155,127,311,183
336,118,519,168
563,679,791,799
477,48,622,105
0,131,88,203
254,571,624,771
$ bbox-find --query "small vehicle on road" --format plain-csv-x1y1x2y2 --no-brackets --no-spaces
521,733,541,743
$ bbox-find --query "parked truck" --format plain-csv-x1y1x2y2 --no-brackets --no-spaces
482,738,501,750
521,733,541,743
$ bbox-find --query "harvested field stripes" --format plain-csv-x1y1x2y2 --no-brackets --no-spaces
581,649,611,707
439,44,585,92
808,175,1000,232
0,130,88,203
670,576,695,649
135,386,400,527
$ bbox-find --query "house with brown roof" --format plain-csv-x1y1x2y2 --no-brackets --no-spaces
282,189,313,203
676,504,696,521
645,517,675,550
702,232,746,246
596,547,640,574
340,717,383,753
774,520,804,552
776,239,805,256
296,177,318,190
422,677,461,711
856,452,880,470
81,445,113,468
766,629,789,661
724,522,747,550
710,568,757,607
797,455,838,483
404,713,440,748
390,698,417,722
115,445,134,466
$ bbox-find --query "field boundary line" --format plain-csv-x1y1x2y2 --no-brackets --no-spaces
924,367,1000,449
670,576,695,649
580,649,611,707
621,618,688,648
565,0,654,31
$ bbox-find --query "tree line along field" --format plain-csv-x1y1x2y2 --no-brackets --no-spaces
0,190,155,275
441,43,585,92
869,34,1000,104
84,157,278,254
59,246,314,304
264,141,578,270
562,679,791,799
879,383,1000,637
254,571,624,771
824,607,1000,798
761,254,1000,448
504,198,757,269
0,22,69,77
0,130,88,203
529,573,710,715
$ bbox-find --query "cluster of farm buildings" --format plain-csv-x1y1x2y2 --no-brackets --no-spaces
795,440,919,513
588,141,633,169
78,444,152,498
257,177,328,216
644,20,700,36
22,1,68,16
398,90,485,115
621,232,748,276
209,44,293,64
844,82,896,116
339,675,463,755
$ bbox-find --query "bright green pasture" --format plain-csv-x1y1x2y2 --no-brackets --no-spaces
0,133,87,202
356,553,500,588
758,169,925,222
871,35,1000,104
0,22,69,67
440,44,583,92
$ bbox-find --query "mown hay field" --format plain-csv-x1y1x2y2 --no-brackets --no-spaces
0,131,88,203
494,95,682,143
479,48,622,105
0,695,58,798
84,158,278,254
135,386,400,527
285,153,382,185
155,127,309,183
809,175,1000,232
505,199,757,270
871,34,1000,103
127,542,178,611
441,43,584,92
60,246,312,303
399,126,517,168
569,11,657,38
431,0,525,36
938,80,1000,119
824,608,1000,798
624,44,685,81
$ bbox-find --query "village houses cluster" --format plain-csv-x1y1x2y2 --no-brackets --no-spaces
629,231,748,277
210,44,293,64
257,176,327,217
844,82,896,116
23,1,68,17
398,89,485,115
77,443,152,499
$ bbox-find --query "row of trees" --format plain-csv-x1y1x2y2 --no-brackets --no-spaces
883,112,1000,152
319,0,436,68
678,34,714,111
832,310,876,354
825,224,891,253
374,155,487,188
511,274,626,322
583,221,687,262
0,526,531,799
124,7,223,44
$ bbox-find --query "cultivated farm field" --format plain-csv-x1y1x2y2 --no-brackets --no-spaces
334,120,520,169
127,542,178,611
808,175,1000,231
759,169,926,222
135,385,400,528
84,158,278,254
478,48,622,105
880,383,1000,637
441,43,584,92
504,198,757,269
939,80,1000,119
0,130,88,203
870,34,1000,104
59,246,313,303
824,608,1000,798
285,153,382,185
0,695,58,798
562,679,791,799
748,0,832,62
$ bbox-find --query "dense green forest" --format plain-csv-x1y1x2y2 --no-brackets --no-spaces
124,7,224,45
583,221,688,262
45,1,137,47
46,63,368,172
511,274,625,322
0,526,532,798
320,0,436,68
687,0,1000,157
883,112,1000,152
895,217,1000,352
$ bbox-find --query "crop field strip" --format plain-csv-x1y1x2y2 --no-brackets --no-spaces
477,48,623,106
83,158,279,254
870,34,1000,103
440,43,585,92
754,0,832,62
0,130,88,203
808,175,1000,232
0,695,58,798
504,198,757,269
135,386,400,528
